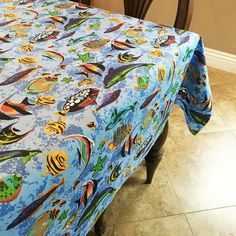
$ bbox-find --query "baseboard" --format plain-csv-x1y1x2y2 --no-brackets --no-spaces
205,48,236,74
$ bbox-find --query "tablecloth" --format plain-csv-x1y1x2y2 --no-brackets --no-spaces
0,0,212,235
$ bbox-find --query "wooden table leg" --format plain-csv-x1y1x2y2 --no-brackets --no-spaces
145,121,169,184
94,210,106,236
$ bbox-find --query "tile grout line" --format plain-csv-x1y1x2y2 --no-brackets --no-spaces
184,214,195,236
106,204,236,227
161,159,183,207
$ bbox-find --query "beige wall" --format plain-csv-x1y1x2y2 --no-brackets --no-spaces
92,0,236,55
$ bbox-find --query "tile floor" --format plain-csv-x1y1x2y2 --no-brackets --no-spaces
97,68,236,236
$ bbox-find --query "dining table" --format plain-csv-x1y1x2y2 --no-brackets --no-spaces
0,0,212,235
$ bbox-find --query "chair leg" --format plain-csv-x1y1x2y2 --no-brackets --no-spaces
94,210,106,236
145,121,169,184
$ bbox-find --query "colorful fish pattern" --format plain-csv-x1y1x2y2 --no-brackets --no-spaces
0,1,211,236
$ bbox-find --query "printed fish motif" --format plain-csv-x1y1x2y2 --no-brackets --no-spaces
96,89,121,112
30,31,60,43
134,136,153,160
78,11,97,17
26,208,60,236
76,3,92,10
56,31,75,41
0,150,42,164
106,102,137,131
42,50,64,65
77,78,94,87
64,18,92,31
6,178,64,230
189,110,211,126
140,88,162,109
161,99,171,119
108,124,133,151
0,123,33,146
0,96,33,120
59,88,99,116
75,180,98,208
0,174,22,203
111,39,135,50
134,75,150,90
48,16,67,24
74,187,116,232
194,50,206,66
78,63,105,77
26,73,59,94
18,56,38,64
35,95,56,106
0,34,11,43
54,2,75,9
104,63,154,89
0,19,17,27
118,51,142,63
121,133,133,157
0,58,15,64
125,26,143,38
104,23,124,33
42,150,69,176
141,109,156,130
154,35,176,48
178,35,190,46
22,9,39,19
67,32,96,46
58,209,69,224
83,38,110,51
64,135,94,172
63,211,78,230
0,67,39,86
17,0,34,5
44,121,67,135
0,48,12,55
109,162,123,182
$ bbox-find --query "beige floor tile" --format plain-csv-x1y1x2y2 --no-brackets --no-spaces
208,67,236,86
186,206,236,236
105,163,183,225
163,131,236,212
232,130,236,137
168,105,227,136
213,99,236,130
113,215,193,236
211,84,236,102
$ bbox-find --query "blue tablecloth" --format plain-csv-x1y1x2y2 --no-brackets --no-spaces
0,0,212,235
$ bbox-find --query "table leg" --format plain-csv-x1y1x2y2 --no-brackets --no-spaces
145,121,169,184
94,210,106,236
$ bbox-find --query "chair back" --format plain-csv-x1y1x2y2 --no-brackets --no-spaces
81,0,194,30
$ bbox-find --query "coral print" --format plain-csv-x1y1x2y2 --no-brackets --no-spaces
0,0,211,235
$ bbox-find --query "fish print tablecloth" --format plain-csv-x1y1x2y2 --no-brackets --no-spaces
0,0,212,235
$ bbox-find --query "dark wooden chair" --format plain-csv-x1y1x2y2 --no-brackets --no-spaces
82,0,194,30
78,0,194,235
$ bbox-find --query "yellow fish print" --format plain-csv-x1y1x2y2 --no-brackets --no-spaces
42,151,69,176
19,44,34,52
44,121,67,135
18,56,38,64
35,96,56,106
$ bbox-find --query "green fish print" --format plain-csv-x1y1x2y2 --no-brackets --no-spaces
103,63,154,88
0,174,22,203
106,102,137,131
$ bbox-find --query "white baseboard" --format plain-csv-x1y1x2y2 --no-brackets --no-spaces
205,48,236,74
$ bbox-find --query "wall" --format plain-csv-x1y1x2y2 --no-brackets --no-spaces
91,0,236,55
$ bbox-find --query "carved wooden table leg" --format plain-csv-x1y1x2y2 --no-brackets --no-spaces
145,121,169,184
94,210,106,236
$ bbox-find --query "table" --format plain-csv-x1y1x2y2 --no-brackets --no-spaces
0,0,212,235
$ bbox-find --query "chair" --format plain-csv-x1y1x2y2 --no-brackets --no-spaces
81,0,194,30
